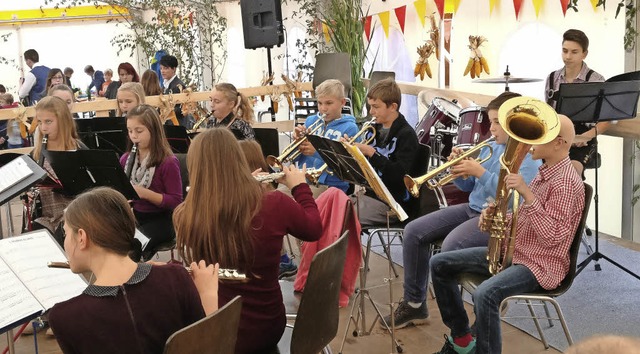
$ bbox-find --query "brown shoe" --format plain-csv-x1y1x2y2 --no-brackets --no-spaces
46,327,55,337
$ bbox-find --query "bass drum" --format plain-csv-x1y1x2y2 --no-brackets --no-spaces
454,106,491,147
415,97,461,146
416,183,471,218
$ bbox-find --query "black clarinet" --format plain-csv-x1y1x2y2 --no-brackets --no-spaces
124,143,138,179
37,134,48,167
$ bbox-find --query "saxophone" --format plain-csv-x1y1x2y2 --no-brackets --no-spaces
484,97,560,275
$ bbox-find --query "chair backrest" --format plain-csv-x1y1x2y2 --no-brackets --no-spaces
174,153,189,198
550,182,593,296
312,53,352,95
164,296,242,354
369,71,396,88
253,128,280,159
290,231,349,354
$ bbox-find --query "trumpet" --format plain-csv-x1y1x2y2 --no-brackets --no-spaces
266,116,325,169
307,117,377,185
403,137,495,197
255,168,323,183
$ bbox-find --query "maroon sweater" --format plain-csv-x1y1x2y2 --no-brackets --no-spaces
49,263,204,354
220,183,322,354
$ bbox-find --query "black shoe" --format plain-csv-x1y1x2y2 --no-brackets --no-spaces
433,334,476,354
278,260,298,279
380,300,428,329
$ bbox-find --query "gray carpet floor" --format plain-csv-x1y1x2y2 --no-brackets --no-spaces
362,232,640,351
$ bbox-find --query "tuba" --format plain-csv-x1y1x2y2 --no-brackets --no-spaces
403,137,494,198
307,117,377,185
484,97,560,275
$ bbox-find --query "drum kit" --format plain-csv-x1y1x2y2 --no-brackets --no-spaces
415,68,542,207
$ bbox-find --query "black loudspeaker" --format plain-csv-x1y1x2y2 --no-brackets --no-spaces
240,0,284,49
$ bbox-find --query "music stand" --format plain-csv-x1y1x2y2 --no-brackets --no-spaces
43,150,138,200
307,135,405,354
164,125,190,153
556,80,640,280
75,117,128,155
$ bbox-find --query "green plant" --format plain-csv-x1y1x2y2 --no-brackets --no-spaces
284,0,371,118
43,0,227,89
616,0,638,52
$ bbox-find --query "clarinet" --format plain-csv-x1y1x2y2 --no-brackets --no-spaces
37,134,48,167
124,143,138,179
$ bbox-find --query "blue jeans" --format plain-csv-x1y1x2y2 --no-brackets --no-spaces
402,203,486,304
431,247,541,354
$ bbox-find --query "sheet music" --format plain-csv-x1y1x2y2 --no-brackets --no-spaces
135,229,150,251
0,257,43,331
0,157,34,192
0,231,87,311
344,143,409,221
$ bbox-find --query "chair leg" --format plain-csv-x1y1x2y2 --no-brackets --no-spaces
542,301,554,328
581,231,594,255
322,345,333,354
525,299,549,350
547,299,574,346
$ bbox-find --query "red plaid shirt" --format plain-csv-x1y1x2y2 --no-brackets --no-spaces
510,157,585,290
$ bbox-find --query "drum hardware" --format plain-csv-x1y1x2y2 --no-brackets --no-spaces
472,65,543,91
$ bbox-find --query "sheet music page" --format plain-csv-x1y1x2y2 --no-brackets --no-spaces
0,257,43,331
0,156,34,192
344,143,409,221
135,229,150,251
0,231,87,311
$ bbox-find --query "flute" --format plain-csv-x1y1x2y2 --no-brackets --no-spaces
254,167,322,183
48,261,248,282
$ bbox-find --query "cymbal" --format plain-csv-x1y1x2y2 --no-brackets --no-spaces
419,89,476,109
473,77,543,84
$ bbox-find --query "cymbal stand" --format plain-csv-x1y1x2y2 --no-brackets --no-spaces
338,191,402,353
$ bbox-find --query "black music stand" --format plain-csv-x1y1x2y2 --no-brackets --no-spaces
43,150,138,200
307,135,405,354
75,117,128,155
164,125,190,153
556,80,640,280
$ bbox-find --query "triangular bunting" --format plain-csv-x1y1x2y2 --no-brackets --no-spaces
590,0,599,11
513,0,523,19
489,0,499,14
363,16,372,40
532,0,543,17
434,0,445,18
378,11,390,38
414,0,427,27
446,0,462,14
394,6,407,34
322,22,331,43
560,0,570,16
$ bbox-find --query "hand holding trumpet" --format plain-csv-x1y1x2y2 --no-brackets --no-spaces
447,147,486,179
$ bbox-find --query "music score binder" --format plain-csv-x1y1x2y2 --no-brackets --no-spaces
43,149,138,200
307,135,408,221
0,155,47,206
0,230,87,333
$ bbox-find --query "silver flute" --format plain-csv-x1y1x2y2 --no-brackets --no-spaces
254,167,321,183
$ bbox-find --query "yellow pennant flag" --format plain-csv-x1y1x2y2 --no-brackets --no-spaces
532,0,543,17
590,0,599,11
446,0,462,14
489,0,499,14
322,22,331,43
379,11,390,38
414,0,427,27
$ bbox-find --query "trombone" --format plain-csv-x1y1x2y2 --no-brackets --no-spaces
403,137,495,197
267,115,326,169
307,117,377,184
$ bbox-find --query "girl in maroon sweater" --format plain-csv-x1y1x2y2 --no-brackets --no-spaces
120,105,183,261
49,187,218,354
174,128,323,354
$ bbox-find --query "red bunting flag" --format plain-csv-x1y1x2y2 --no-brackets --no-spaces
560,0,570,16
394,5,407,34
434,0,445,18
363,15,372,40
513,0,523,19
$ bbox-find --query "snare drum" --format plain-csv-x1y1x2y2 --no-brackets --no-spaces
415,97,461,145
454,106,490,146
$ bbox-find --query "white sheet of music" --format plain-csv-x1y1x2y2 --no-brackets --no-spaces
0,257,43,331
0,230,87,311
0,157,34,192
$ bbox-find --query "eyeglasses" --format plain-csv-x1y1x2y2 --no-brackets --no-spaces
52,75,64,79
